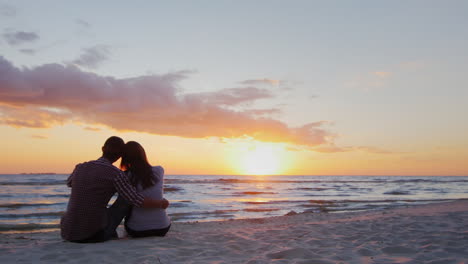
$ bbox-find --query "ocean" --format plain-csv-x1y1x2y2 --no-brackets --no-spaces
1,174,467,234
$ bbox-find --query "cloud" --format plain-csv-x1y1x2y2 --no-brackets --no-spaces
373,71,391,78
3,31,39,45
70,45,110,69
76,19,91,28
400,61,425,71
19,49,36,55
240,78,281,86
244,108,281,117
346,70,393,90
0,4,16,17
31,134,47,139
312,144,394,154
0,56,337,148
354,146,395,154
84,126,101,131
0,105,72,128
185,87,273,106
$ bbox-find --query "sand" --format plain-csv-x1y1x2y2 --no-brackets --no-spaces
1,200,467,264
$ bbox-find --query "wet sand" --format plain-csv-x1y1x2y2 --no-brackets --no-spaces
1,200,467,263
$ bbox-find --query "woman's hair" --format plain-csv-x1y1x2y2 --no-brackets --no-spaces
120,141,156,189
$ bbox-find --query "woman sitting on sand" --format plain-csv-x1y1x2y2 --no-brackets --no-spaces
120,141,171,237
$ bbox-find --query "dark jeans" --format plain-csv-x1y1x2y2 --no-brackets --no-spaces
125,224,171,238
124,205,171,238
72,196,131,243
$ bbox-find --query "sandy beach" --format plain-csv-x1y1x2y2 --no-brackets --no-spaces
1,200,467,264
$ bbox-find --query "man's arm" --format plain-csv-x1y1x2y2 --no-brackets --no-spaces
67,164,81,187
114,171,169,209
141,198,169,209
67,174,73,187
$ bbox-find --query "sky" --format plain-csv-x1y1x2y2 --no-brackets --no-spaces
0,0,467,175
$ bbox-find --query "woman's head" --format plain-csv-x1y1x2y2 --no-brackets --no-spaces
120,141,156,189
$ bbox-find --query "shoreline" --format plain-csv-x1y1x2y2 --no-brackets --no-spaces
1,198,464,235
1,200,467,263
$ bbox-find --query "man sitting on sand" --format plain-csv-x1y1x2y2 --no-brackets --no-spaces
60,136,169,243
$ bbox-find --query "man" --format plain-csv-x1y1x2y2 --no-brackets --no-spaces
60,136,169,243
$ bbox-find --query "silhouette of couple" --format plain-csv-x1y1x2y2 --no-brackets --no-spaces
61,136,171,243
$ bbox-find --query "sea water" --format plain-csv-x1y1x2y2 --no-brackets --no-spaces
1,174,467,233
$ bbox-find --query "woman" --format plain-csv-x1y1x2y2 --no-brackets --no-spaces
120,141,171,237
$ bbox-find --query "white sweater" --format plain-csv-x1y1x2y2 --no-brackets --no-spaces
126,166,171,230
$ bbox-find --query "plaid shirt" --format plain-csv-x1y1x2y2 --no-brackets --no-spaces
60,157,144,241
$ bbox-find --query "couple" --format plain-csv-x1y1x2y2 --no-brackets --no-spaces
60,136,171,243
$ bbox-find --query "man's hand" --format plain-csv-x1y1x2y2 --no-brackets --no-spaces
141,198,170,209
161,198,169,209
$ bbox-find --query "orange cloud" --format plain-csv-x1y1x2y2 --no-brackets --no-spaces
240,78,281,86
346,70,393,90
243,108,281,117
0,56,335,148
84,126,101,131
0,57,394,154
0,105,71,128
31,134,47,139
313,144,395,154
374,71,392,78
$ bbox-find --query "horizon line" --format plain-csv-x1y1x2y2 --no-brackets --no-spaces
2,173,468,177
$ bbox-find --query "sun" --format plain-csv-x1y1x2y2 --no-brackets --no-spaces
241,144,280,175
226,140,292,175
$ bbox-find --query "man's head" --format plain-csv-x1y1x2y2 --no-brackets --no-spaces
102,136,125,163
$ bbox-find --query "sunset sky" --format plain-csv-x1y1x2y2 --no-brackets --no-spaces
1,1,467,175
